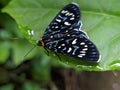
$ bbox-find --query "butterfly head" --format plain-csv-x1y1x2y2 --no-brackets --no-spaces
37,39,44,46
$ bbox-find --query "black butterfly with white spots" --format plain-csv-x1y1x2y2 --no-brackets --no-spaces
37,2,101,62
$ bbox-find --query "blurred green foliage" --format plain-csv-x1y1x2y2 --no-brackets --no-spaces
0,0,63,89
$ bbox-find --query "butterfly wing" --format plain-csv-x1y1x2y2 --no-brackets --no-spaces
44,31,100,62
44,3,82,36
38,3,100,62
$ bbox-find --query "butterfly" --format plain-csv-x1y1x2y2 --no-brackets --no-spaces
37,2,101,62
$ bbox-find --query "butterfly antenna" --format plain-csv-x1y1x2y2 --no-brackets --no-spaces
23,46,36,59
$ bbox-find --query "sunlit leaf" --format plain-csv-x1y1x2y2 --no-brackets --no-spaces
2,0,120,71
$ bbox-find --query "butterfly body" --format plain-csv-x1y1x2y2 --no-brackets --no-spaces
37,2,101,62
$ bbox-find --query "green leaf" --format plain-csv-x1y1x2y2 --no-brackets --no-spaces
12,40,38,66
0,41,10,63
2,0,120,71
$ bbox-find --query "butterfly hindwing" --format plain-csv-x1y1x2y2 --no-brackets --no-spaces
44,3,82,36
44,30,100,62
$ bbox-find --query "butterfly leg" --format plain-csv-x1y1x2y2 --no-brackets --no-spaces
54,52,61,61
82,29,87,33
81,29,89,39
44,47,49,56
81,29,88,35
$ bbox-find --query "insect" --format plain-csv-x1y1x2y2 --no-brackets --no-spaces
37,2,101,62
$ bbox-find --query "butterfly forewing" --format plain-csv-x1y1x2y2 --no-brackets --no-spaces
44,3,82,36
